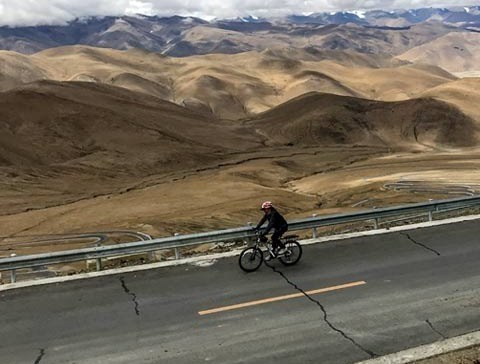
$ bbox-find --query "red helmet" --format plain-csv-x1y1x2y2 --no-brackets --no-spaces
261,201,273,210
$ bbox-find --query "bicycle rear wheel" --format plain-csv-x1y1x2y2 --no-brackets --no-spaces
239,247,263,272
279,241,302,266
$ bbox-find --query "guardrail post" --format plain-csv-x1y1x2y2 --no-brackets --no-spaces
95,243,102,271
374,218,379,229
10,254,17,283
312,214,318,238
428,199,434,222
147,251,155,262
174,233,180,260
96,258,102,271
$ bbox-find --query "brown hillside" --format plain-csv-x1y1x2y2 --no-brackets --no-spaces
420,77,480,122
247,92,478,149
0,45,455,119
0,51,47,91
176,21,456,56
0,81,260,169
397,32,480,73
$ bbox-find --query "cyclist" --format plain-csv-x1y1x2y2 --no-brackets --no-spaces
255,201,288,259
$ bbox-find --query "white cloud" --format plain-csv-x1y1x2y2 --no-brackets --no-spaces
0,0,479,27
0,0,130,27
126,0,155,16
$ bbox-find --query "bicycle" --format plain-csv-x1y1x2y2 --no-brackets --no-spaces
238,231,302,272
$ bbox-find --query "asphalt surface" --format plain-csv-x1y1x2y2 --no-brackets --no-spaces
1,221,480,364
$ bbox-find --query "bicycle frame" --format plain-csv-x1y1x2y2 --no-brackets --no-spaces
239,232,302,272
252,232,298,257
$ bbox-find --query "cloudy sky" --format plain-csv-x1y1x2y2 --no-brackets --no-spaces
0,0,479,27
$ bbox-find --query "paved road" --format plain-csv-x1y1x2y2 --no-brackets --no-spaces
1,221,480,364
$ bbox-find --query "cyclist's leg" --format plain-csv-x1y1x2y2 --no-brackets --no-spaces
272,226,287,251
278,226,288,249
271,230,281,251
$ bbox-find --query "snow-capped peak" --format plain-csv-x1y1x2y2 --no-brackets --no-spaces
349,10,366,19
236,15,260,22
181,17,196,24
328,10,366,19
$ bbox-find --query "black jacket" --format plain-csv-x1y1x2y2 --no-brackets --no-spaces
256,207,288,234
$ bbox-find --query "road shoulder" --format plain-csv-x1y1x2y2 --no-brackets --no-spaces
356,331,480,364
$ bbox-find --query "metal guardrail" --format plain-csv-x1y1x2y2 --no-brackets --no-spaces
1,195,480,281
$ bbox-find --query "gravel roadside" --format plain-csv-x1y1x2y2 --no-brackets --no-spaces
414,345,480,364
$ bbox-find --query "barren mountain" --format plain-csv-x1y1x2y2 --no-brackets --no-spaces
247,92,478,149
0,10,474,58
420,77,480,122
4,79,471,173
0,51,47,91
0,80,263,214
0,46,458,120
0,80,259,169
1,82,478,238
289,7,480,27
0,16,207,54
164,21,460,57
398,32,480,74
363,7,480,27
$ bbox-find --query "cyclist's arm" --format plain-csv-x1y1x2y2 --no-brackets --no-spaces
255,214,268,231
263,219,274,235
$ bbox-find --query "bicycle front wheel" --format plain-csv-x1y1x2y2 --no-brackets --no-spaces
279,241,302,266
239,247,263,272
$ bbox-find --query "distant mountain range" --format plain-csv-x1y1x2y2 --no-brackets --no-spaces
288,6,480,27
0,6,480,56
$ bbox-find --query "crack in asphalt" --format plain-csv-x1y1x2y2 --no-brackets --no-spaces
34,349,45,364
120,277,140,316
266,263,378,359
426,319,447,340
401,233,441,256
